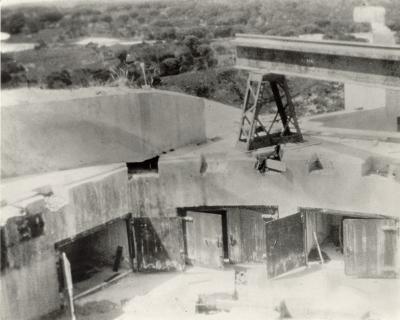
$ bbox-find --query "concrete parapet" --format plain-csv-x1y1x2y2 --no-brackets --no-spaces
1,89,206,178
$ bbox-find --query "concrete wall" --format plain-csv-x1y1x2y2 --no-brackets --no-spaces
1,90,206,178
344,84,386,111
0,166,129,320
153,151,400,219
345,6,396,112
2,147,400,319
309,107,400,132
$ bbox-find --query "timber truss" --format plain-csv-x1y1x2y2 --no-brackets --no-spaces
237,73,303,151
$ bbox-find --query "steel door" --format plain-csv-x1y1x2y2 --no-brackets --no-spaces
133,217,184,271
343,218,398,278
265,213,306,278
186,211,224,268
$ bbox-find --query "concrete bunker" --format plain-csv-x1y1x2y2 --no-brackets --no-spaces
55,215,133,299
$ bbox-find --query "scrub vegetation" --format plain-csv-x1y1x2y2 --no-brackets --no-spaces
1,0,399,115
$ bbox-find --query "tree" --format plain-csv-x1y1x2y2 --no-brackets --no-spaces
2,12,26,34
39,10,63,24
182,35,200,57
159,58,180,76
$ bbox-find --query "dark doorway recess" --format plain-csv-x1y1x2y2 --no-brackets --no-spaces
55,215,133,299
127,156,159,174
266,208,398,279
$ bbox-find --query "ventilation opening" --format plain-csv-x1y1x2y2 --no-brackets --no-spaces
127,156,159,174
309,157,324,173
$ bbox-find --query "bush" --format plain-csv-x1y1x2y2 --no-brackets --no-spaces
26,18,42,33
301,23,322,34
182,35,200,56
91,69,113,83
152,18,172,28
46,70,72,89
117,14,130,23
2,12,26,34
214,26,233,38
1,70,12,84
100,15,112,23
176,26,208,40
34,39,48,50
2,61,25,74
153,27,176,40
39,10,63,24
160,57,180,76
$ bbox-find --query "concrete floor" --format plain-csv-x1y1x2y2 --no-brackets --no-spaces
54,257,400,320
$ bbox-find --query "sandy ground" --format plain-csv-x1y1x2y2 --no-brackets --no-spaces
54,251,400,320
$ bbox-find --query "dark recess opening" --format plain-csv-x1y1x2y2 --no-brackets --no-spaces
309,158,323,172
55,217,132,297
127,156,159,174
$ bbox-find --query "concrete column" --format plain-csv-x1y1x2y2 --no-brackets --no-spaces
344,6,396,115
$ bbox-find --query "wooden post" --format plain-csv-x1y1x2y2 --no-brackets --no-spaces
61,253,76,320
313,232,324,264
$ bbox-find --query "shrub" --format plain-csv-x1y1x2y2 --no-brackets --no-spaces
1,70,12,84
39,10,63,24
100,15,112,23
91,69,113,84
117,14,130,24
2,12,26,34
34,39,48,50
182,35,200,56
160,57,180,76
46,70,72,89
214,26,233,38
152,18,172,28
26,18,42,33
176,26,208,40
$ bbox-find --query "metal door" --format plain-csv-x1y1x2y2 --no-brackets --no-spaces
186,211,224,268
133,217,184,271
265,213,306,278
343,218,398,278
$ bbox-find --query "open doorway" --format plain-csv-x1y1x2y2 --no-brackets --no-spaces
302,208,398,278
265,208,398,279
55,215,133,299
